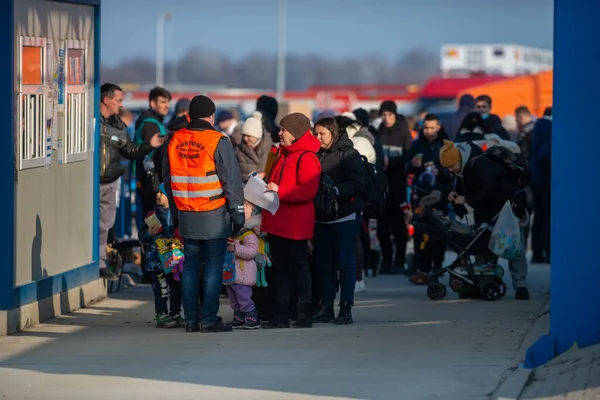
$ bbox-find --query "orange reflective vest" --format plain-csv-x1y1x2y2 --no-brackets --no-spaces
167,128,226,212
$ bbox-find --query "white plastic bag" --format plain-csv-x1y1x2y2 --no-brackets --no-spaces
488,201,523,260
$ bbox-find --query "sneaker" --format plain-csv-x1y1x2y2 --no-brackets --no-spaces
171,314,185,327
185,322,200,332
515,287,530,300
243,310,260,330
232,310,245,329
201,321,233,333
155,313,178,328
355,280,367,292
100,268,118,281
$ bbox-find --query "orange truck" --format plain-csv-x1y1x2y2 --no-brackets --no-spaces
456,70,552,118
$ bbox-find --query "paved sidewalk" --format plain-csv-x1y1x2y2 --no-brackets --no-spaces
518,344,600,399
0,263,550,400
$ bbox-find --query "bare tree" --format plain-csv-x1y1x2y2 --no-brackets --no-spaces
101,47,440,89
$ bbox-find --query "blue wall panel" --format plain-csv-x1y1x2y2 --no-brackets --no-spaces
526,0,600,367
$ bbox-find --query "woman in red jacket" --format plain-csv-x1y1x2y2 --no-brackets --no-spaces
261,113,321,329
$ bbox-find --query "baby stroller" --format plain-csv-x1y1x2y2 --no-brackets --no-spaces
417,208,506,301
420,191,527,301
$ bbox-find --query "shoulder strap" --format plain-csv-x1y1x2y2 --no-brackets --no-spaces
295,151,314,182
135,118,167,144
238,230,255,242
295,151,309,174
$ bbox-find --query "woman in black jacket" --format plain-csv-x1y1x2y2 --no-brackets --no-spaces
311,117,365,325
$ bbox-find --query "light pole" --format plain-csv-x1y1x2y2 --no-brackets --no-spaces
276,0,287,101
156,11,173,87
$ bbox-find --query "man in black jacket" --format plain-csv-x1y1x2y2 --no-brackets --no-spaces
377,100,412,274
99,83,166,280
134,86,172,215
474,94,511,140
439,140,530,300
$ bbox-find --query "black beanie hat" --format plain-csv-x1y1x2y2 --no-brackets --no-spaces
189,95,216,120
279,113,311,140
460,112,485,132
353,108,370,127
379,100,397,115
256,95,278,121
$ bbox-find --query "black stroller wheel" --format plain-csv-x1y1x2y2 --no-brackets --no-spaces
498,281,507,299
427,282,447,300
481,280,503,301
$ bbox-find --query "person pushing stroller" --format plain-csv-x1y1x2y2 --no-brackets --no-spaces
439,140,530,300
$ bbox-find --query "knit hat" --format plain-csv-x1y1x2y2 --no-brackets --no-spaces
379,100,397,115
174,98,190,114
158,183,167,196
256,95,278,121
439,140,461,168
458,94,475,108
279,112,311,139
460,112,485,132
241,117,263,139
316,110,335,120
341,111,357,120
215,110,233,124
189,95,216,120
352,108,370,127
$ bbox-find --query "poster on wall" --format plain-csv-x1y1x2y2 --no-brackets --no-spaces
21,46,43,86
57,48,65,109
45,118,52,169
67,49,85,85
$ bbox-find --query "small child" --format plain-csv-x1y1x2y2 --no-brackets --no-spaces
225,200,261,330
138,184,183,328
406,181,446,285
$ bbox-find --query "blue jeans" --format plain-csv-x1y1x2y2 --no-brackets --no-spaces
182,238,227,326
314,215,362,305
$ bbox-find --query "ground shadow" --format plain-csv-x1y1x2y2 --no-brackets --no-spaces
0,266,560,400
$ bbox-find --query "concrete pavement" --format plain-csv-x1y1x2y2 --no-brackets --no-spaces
518,343,600,399
0,262,550,400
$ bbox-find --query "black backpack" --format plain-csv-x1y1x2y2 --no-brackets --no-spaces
484,146,531,188
297,152,338,222
361,156,388,218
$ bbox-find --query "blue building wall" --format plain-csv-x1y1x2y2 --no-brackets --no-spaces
526,0,600,368
0,0,102,313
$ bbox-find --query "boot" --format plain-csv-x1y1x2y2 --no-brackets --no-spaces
312,303,335,323
334,301,353,325
292,302,313,328
261,314,290,329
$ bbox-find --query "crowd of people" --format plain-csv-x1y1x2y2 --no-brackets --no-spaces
97,83,552,332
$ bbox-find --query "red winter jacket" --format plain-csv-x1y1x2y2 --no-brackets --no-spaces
261,131,321,240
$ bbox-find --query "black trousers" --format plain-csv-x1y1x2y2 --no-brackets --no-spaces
268,234,312,316
152,271,182,316
377,205,408,268
531,182,551,260
359,216,379,277
138,186,157,217
412,229,445,273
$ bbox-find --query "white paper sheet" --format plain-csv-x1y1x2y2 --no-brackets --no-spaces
244,175,280,215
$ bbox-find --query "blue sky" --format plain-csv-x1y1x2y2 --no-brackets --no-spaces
101,0,554,66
